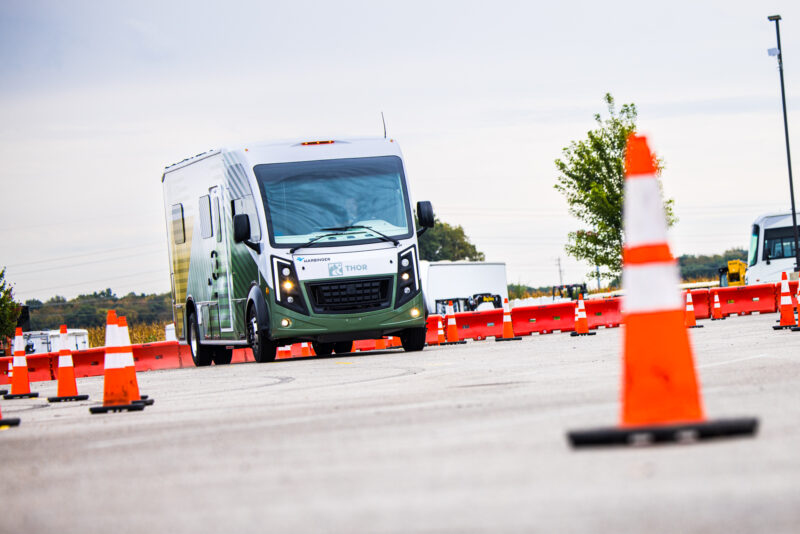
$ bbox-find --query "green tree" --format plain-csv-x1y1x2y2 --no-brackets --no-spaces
418,217,485,261
554,93,675,281
0,268,21,339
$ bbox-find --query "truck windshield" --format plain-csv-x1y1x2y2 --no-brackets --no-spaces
748,224,759,266
254,156,412,247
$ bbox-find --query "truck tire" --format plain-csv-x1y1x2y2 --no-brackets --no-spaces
187,310,213,366
212,347,233,365
247,306,276,363
333,341,353,354
312,341,334,356
400,326,426,352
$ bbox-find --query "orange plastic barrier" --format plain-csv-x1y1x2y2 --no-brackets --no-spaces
584,298,622,329
425,315,440,345
453,309,503,340
685,289,711,319
511,302,575,335
712,284,777,317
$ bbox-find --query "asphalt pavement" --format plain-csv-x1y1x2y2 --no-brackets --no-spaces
2,312,799,533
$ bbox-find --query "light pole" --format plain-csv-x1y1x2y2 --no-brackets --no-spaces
768,14,800,273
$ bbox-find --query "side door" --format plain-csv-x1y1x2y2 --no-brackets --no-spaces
210,186,234,335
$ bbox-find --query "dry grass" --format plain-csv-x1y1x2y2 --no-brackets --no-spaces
88,321,169,347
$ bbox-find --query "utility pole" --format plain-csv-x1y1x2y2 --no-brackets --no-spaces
556,257,563,287
768,14,800,273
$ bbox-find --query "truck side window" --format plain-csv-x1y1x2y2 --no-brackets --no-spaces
199,195,213,239
171,203,185,244
213,197,222,243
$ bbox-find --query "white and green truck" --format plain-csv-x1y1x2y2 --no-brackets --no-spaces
162,137,434,365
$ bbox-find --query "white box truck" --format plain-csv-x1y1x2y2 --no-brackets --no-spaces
745,212,800,284
419,261,509,314
162,137,434,365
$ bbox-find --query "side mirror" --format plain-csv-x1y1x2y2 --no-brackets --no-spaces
233,214,250,243
416,201,435,236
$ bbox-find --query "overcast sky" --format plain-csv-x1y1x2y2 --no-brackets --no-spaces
2,0,799,302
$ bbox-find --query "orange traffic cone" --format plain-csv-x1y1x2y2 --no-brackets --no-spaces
47,325,89,402
4,327,38,399
711,293,724,320
0,403,21,428
568,134,757,447
300,342,312,357
443,301,466,345
792,278,800,332
684,292,703,329
774,272,795,330
570,294,596,337
118,316,152,406
90,311,145,414
496,298,521,341
437,316,446,344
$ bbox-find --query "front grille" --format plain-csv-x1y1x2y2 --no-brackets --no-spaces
306,277,392,314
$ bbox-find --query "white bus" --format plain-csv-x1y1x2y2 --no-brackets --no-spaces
745,212,800,284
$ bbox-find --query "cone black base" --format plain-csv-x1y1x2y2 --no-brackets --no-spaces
48,394,90,403
689,325,704,328
570,331,597,337
133,397,155,406
441,341,467,345
711,317,726,321
773,324,795,330
89,403,146,414
495,336,522,342
567,417,759,448
4,392,39,399
0,389,7,395
0,418,21,427
791,326,800,332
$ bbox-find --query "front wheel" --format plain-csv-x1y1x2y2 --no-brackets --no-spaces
247,306,276,363
400,326,426,352
187,310,214,366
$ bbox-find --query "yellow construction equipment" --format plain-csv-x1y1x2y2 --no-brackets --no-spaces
719,260,747,287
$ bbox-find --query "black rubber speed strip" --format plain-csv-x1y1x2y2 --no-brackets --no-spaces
495,337,522,342
48,395,90,403
567,417,758,448
440,341,467,345
569,332,597,337
89,403,146,414
0,418,21,427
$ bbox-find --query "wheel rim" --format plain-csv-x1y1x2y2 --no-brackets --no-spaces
249,311,259,356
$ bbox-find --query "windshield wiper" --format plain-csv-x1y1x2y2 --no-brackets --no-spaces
320,225,400,246
289,231,351,253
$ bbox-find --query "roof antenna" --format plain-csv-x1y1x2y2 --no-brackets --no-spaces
381,112,387,138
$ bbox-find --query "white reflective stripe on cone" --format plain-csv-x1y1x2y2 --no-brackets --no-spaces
105,325,118,348
623,178,670,247
104,351,126,369
122,351,135,366
622,262,683,313
781,295,792,305
59,355,74,367
12,356,26,367
13,335,24,353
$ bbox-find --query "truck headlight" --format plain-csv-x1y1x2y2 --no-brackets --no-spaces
396,246,420,308
272,256,308,315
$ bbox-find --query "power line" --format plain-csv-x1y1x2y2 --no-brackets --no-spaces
24,269,166,294
11,248,165,276
4,242,164,269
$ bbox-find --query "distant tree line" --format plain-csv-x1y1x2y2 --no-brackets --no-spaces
677,248,747,281
25,289,172,331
